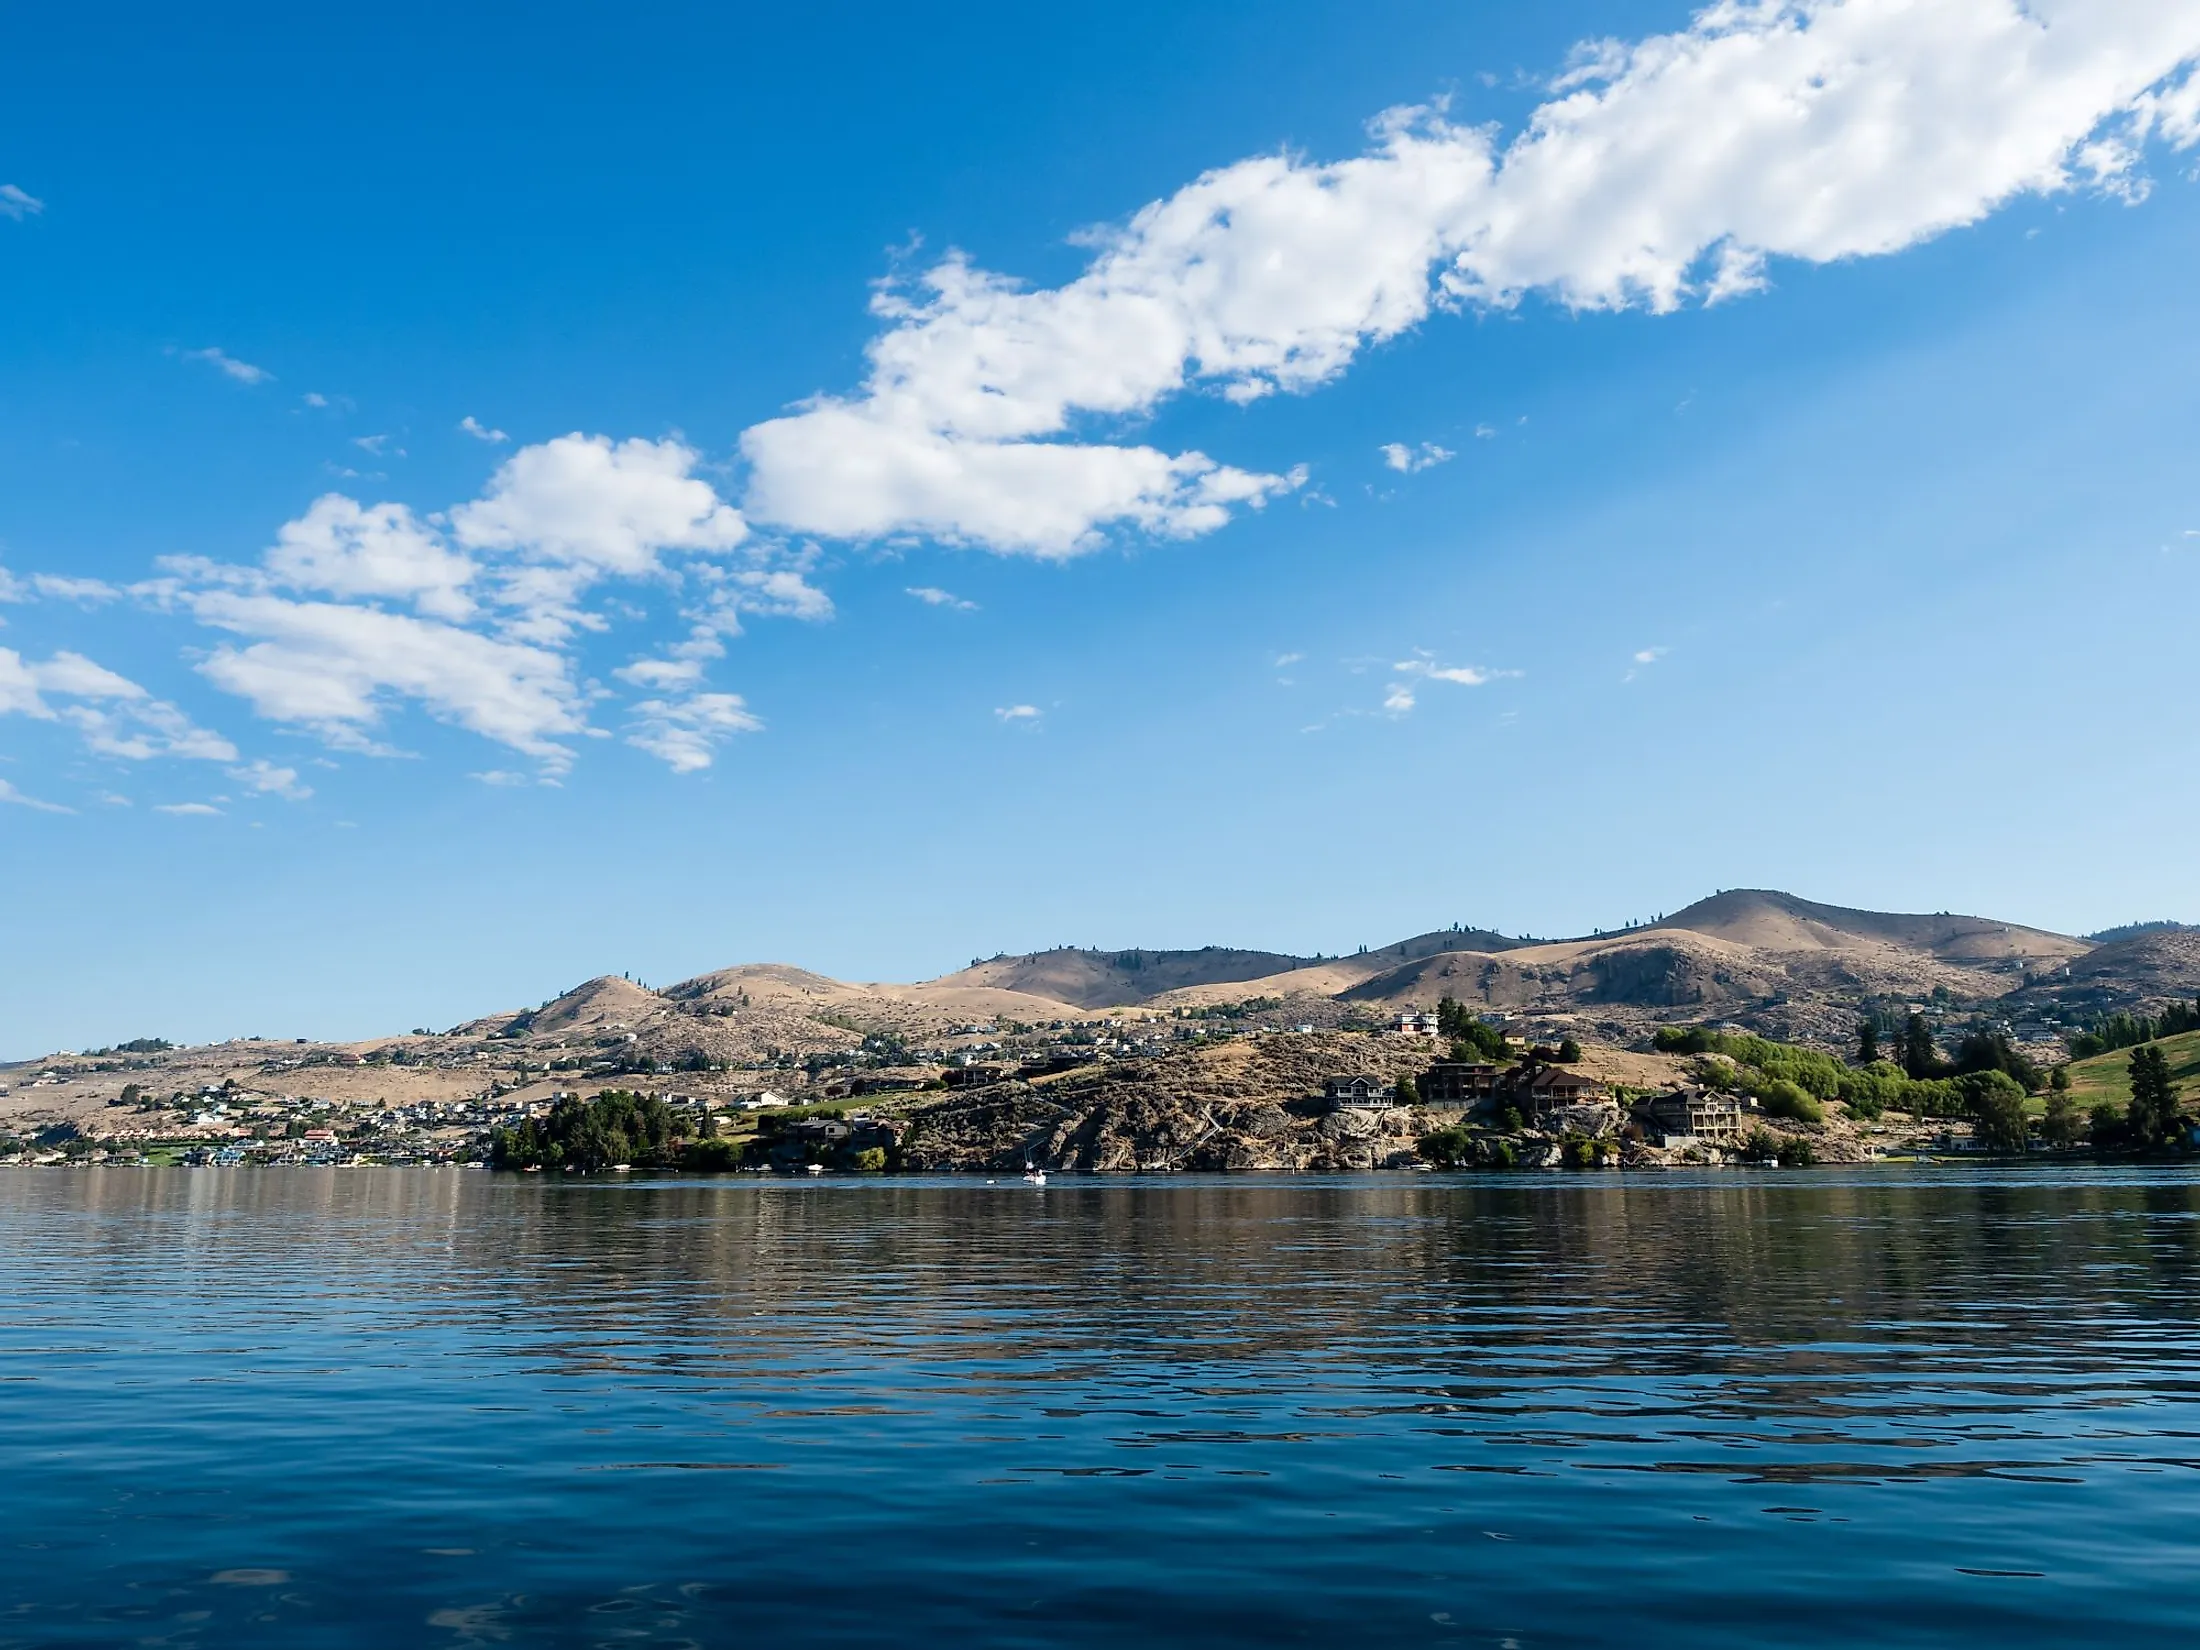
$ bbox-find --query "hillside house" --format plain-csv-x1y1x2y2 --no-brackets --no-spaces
1420,1062,1499,1103
1323,1074,1393,1109
943,1064,1006,1090
1633,1086,1745,1144
1393,1011,1441,1038
1497,1063,1606,1117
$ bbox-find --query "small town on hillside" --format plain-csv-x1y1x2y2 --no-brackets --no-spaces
5,977,2190,1172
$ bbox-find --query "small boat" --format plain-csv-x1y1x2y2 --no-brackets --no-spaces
804,1163,825,1176
1022,1163,1046,1185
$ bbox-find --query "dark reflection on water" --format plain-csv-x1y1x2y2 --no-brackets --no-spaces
5,1168,2200,1647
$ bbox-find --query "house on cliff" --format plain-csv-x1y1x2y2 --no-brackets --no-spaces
1323,1075,1392,1109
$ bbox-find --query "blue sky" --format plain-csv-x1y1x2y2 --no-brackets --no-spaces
6,0,2200,1055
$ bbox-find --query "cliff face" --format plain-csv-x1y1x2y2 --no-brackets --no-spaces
892,1031,1874,1172
896,1033,1439,1172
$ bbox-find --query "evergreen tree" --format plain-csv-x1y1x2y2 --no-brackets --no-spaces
2127,1044,2182,1149
1857,1020,1880,1066
1903,1014,1942,1080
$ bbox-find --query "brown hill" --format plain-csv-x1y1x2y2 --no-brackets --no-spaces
935,947,1319,1011
1654,889,2086,964
1998,930,2200,1019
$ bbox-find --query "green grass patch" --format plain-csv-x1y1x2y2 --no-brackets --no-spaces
2063,1028,2200,1109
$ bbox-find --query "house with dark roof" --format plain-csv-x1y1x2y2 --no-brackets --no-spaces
1322,1074,1392,1109
1420,1061,1499,1104
1496,1062,1605,1117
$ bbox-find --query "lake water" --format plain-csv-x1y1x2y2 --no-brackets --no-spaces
4,1167,2198,1647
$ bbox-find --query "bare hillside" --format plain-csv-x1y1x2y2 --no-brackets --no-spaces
935,946,1318,1010
1655,889,2086,964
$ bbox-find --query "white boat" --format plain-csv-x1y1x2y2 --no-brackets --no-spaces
1022,1163,1046,1185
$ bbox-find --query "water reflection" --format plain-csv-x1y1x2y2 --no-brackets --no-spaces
4,1167,2200,1647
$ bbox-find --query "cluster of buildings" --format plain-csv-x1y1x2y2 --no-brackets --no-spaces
1323,1061,1751,1147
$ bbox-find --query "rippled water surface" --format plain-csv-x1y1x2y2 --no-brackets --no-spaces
5,1168,2200,1646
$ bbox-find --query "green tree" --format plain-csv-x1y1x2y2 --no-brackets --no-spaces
1962,1069,2030,1153
1555,1037,1583,1064
1857,1020,1880,1066
2041,1089,2085,1149
2127,1044,2183,1150
1903,1014,1943,1080
1393,1072,1420,1106
2049,1065,2070,1094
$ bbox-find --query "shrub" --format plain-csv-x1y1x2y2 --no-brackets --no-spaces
1416,1126,1475,1169
680,1137,743,1172
850,1147,889,1173
1555,1038,1583,1064
1759,1080,1825,1126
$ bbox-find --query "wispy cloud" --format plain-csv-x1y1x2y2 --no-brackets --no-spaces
229,759,312,801
0,184,44,221
153,801,223,817
459,416,509,444
995,703,1042,723
30,575,121,604
1,646,237,762
173,346,273,386
0,777,72,813
1379,442,1455,474
1624,645,1668,682
1384,652,1520,713
907,586,978,611
624,692,762,773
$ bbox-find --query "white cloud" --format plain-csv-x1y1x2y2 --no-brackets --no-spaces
469,769,533,787
739,1,2200,553
30,574,121,604
189,593,584,764
1379,441,1454,473
907,586,979,611
153,802,222,817
452,434,746,579
1382,685,1417,715
229,759,312,800
0,184,43,220
995,703,1042,722
265,495,478,621
1274,651,1304,667
1394,654,1510,687
460,416,509,444
1473,422,1498,439
0,566,24,603
176,346,273,385
141,433,817,777
1633,647,1667,665
0,646,237,761
0,777,71,813
303,392,330,409
625,692,762,772
352,434,396,456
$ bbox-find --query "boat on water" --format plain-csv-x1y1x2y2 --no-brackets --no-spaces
1022,1163,1046,1185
